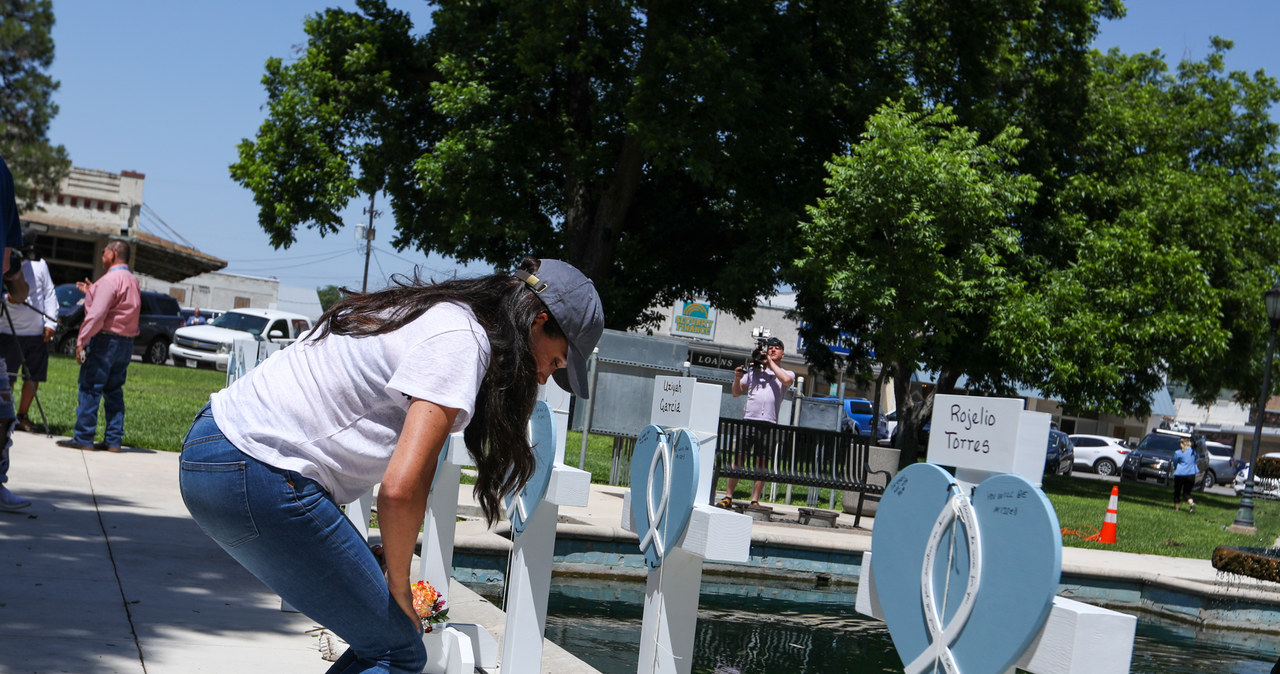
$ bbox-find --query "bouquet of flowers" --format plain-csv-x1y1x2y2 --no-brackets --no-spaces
411,580,450,632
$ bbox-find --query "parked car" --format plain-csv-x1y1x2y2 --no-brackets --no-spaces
51,284,183,365
810,396,889,440
1120,429,1208,488
1233,452,1280,498
1203,441,1242,489
1046,429,1075,476
169,308,313,371
1068,434,1130,477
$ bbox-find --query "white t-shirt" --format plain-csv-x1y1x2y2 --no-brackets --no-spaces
210,302,491,504
1,259,58,335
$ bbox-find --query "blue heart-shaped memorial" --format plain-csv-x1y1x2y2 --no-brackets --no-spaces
504,400,555,537
630,424,700,569
872,463,1061,674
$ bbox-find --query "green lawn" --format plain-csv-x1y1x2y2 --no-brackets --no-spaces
26,353,224,451
42,357,1274,560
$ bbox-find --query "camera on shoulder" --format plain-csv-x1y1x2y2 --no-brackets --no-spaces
747,327,781,370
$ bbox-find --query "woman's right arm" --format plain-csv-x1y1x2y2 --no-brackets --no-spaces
378,398,459,625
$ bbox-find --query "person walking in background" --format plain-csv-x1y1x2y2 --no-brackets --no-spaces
184,307,206,326
55,240,140,453
1172,437,1197,512
0,243,58,433
718,335,795,508
0,155,31,512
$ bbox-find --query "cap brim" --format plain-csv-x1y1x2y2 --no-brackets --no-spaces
553,343,591,399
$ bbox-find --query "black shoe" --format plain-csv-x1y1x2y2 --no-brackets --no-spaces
13,415,33,433
56,439,95,450
93,442,122,453
716,496,733,510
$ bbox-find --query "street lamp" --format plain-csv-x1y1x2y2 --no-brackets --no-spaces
1229,280,1280,534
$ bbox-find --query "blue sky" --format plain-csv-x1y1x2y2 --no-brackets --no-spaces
44,0,1280,293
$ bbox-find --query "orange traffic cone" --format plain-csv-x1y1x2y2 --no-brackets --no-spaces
1096,485,1119,544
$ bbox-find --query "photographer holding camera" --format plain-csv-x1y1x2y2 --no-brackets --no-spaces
717,335,794,508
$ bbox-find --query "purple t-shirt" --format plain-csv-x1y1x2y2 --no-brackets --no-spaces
741,366,794,423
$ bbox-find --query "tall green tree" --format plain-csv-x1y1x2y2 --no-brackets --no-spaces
793,101,1040,464
795,42,1280,464
232,0,899,328
0,0,68,207
993,41,1280,413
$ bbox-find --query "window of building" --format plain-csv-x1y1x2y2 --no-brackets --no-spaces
234,297,250,308
110,203,119,213
170,288,186,303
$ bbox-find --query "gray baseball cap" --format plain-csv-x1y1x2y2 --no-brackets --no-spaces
516,259,604,398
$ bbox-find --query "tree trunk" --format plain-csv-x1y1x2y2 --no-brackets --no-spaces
894,363,962,469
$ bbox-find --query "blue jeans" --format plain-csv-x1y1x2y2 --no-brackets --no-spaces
74,333,133,446
0,356,13,484
178,406,426,673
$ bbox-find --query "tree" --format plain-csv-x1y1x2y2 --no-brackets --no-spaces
795,42,1280,466
230,0,433,248
317,284,342,311
233,0,898,328
0,0,68,207
992,41,1280,412
793,101,1039,465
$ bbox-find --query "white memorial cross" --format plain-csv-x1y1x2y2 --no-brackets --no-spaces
854,394,1137,674
621,376,752,674
498,381,593,674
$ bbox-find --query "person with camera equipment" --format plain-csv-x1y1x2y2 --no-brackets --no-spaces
0,244,58,434
717,334,795,508
0,155,31,512
179,258,603,673
55,240,140,454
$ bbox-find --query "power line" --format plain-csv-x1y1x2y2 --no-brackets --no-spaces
139,203,195,248
224,248,362,264
228,250,354,272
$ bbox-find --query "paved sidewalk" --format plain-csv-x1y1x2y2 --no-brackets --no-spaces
0,434,587,674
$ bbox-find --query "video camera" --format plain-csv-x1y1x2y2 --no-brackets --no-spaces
745,327,781,371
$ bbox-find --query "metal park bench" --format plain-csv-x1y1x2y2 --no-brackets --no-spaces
713,417,892,528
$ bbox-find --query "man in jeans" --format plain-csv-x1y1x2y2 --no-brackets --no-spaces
0,155,31,512
56,240,140,453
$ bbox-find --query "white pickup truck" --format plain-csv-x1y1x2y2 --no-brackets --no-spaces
168,308,313,371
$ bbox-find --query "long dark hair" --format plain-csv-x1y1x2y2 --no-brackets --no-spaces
311,258,561,524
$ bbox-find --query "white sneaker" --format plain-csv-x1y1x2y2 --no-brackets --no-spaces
0,486,31,512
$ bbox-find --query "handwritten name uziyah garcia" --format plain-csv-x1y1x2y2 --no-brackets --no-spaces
658,379,684,413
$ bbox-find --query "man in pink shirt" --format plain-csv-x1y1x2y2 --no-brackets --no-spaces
56,240,140,453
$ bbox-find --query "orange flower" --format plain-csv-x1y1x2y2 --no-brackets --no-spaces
411,580,441,619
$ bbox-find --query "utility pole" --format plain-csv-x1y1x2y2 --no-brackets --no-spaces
361,192,380,292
